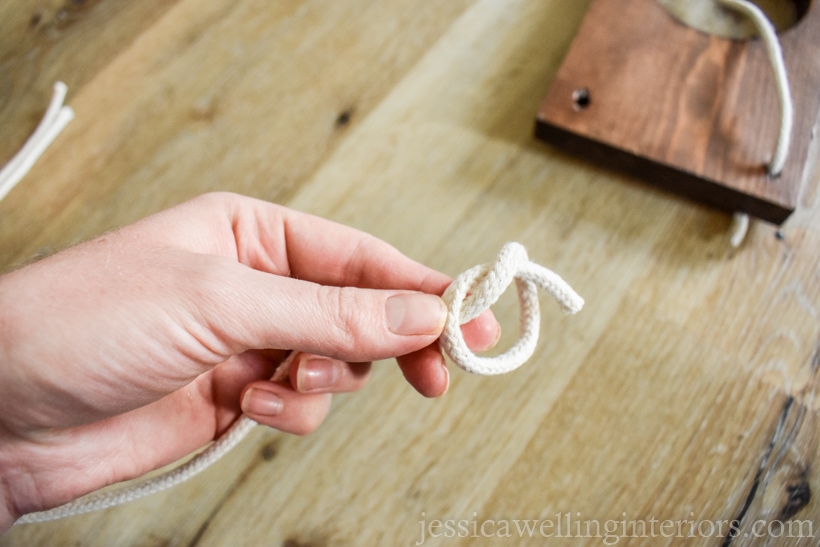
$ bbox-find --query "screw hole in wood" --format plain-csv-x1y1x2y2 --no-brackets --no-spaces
572,88,591,111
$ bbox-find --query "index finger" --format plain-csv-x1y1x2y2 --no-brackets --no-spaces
209,193,454,296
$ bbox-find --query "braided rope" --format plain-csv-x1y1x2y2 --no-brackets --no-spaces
717,0,793,177
717,0,794,248
15,416,259,523
0,82,74,202
441,242,583,375
14,350,298,524
15,243,581,524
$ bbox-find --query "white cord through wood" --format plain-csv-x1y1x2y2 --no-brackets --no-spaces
730,211,750,248
717,0,792,177
0,82,74,202
15,243,582,524
717,0,794,248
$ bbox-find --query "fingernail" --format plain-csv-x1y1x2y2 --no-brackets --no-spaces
297,357,341,392
386,293,447,336
241,388,283,417
439,358,450,397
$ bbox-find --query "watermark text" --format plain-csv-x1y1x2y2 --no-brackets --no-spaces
415,512,815,545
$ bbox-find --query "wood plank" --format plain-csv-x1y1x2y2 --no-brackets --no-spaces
1,0,819,545
536,0,820,224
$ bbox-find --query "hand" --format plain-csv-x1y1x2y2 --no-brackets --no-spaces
0,192,499,529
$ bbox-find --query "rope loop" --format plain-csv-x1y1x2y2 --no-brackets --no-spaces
440,242,583,375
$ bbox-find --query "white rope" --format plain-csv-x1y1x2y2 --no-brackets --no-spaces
440,242,583,375
15,351,298,524
729,212,750,248
15,243,581,524
716,0,793,248
15,416,258,523
717,0,792,176
0,82,74,202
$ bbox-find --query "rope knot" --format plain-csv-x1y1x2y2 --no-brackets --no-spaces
440,242,583,375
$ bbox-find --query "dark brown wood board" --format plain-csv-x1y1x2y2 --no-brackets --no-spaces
535,0,820,224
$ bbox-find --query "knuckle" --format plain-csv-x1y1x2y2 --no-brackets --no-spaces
194,190,238,206
316,285,373,356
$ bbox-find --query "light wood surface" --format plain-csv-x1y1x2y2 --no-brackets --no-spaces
2,1,819,545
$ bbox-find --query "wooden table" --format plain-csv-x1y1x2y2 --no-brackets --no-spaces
2,1,818,545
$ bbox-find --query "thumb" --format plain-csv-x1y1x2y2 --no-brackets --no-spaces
223,269,448,362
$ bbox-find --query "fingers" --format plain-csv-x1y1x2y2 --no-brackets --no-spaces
131,193,504,395
238,353,370,435
397,345,449,398
227,194,452,291
178,192,453,295
149,192,447,292
222,266,499,398
220,268,449,362
397,308,500,398
287,353,371,394
255,303,499,403
240,382,332,436
460,309,503,352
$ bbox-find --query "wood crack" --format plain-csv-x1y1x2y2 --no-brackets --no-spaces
723,397,794,546
723,344,819,545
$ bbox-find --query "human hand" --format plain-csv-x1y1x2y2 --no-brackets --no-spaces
0,192,499,528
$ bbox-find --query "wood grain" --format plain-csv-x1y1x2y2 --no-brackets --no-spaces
536,0,820,224
1,0,819,545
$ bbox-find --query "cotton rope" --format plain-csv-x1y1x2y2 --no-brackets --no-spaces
440,242,583,375
15,243,581,524
0,82,74,202
729,211,750,248
717,0,793,178
15,414,261,524
717,0,794,248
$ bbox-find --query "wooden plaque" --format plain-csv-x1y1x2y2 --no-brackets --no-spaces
536,0,820,224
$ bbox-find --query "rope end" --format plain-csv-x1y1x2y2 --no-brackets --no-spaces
561,293,584,315
730,212,750,248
